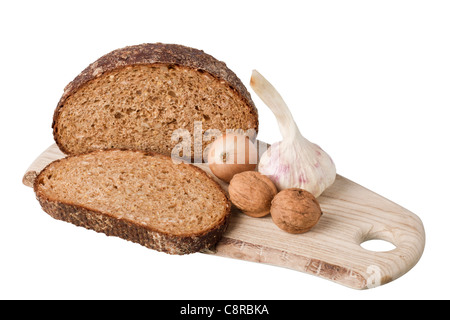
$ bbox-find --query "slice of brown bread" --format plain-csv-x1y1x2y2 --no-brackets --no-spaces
52,43,258,158
34,149,231,255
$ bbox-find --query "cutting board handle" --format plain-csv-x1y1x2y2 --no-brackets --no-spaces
314,176,425,288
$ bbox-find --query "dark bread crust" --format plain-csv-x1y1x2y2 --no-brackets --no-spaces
33,149,231,255
52,43,258,154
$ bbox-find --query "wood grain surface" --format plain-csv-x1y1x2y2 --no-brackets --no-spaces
23,144,425,289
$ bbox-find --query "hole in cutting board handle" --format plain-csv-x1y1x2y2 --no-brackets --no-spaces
360,239,397,252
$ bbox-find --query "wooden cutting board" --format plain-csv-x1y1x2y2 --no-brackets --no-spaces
23,144,425,289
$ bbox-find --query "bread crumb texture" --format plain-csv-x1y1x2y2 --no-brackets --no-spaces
35,150,230,237
55,64,257,156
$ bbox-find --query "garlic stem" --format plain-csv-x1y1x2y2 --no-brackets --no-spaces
250,70,303,144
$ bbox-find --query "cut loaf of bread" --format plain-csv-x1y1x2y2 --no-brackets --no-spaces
34,149,231,254
52,43,258,157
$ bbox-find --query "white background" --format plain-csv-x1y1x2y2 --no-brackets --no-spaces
1,0,449,300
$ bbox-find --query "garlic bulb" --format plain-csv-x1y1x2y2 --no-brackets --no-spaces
250,70,336,198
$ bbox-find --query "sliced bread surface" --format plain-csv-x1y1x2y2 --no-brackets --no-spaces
34,149,231,254
52,43,258,157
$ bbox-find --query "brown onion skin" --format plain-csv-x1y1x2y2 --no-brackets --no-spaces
207,134,257,183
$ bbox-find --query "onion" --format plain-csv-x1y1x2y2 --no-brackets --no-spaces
207,133,258,183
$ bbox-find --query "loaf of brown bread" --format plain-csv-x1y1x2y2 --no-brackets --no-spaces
52,43,258,158
34,149,231,254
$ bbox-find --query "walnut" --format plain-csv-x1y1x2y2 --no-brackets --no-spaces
270,188,322,234
228,171,278,217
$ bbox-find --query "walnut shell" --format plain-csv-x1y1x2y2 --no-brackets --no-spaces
271,188,322,234
228,171,278,217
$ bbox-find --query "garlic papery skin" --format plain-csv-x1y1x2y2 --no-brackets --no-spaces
250,70,336,198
